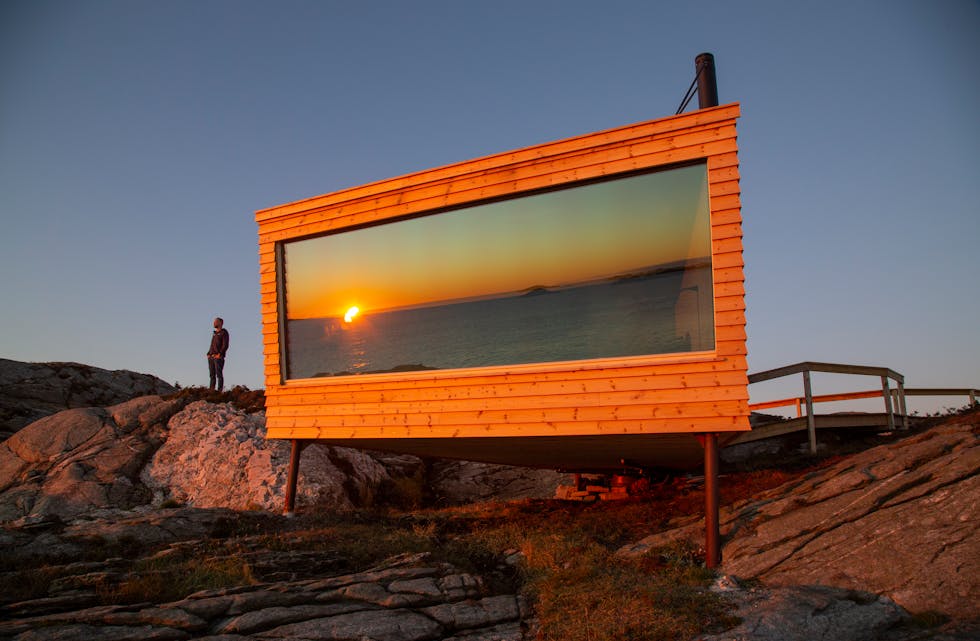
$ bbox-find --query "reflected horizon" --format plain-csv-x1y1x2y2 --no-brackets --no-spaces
282,163,714,379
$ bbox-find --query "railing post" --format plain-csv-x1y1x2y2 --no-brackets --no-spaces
896,381,909,430
803,370,817,454
881,376,895,431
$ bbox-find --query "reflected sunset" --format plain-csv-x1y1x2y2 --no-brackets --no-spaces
284,163,711,322
282,162,715,379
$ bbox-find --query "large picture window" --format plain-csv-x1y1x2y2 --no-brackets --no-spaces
282,162,714,380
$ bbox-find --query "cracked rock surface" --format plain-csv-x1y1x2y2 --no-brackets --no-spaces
622,411,979,620
0,551,532,641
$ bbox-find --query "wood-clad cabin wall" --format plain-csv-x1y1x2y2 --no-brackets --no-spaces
256,104,747,441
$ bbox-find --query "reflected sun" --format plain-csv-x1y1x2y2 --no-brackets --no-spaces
343,306,360,323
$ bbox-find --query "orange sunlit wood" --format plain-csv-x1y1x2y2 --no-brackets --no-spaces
256,103,748,471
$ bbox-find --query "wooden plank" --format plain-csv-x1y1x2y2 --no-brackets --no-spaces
713,251,744,270
708,179,740,198
748,389,886,411
267,409,748,432
708,151,739,170
712,237,744,255
270,378,748,411
265,370,748,405
270,386,749,418
269,370,750,406
714,281,745,297
270,398,750,428
711,222,742,239
265,414,748,440
713,266,744,284
708,164,739,180
708,193,740,211
271,355,744,393
748,362,902,384
711,209,742,226
903,388,979,397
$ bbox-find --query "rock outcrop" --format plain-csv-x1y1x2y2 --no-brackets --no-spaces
0,397,431,521
427,460,567,506
700,578,908,641
0,359,175,440
1,389,576,522
0,396,186,522
141,400,426,512
620,410,980,621
0,550,532,641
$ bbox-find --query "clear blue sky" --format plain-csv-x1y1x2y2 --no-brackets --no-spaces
2,1,977,414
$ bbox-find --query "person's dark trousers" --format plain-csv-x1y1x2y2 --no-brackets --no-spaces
208,357,225,391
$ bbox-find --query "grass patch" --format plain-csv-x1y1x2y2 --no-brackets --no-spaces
514,534,735,641
100,554,257,604
0,566,66,603
906,610,950,628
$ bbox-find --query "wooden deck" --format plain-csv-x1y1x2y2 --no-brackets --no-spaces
744,361,977,451
730,413,914,446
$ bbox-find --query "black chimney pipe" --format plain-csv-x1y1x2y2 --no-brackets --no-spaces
696,52,718,109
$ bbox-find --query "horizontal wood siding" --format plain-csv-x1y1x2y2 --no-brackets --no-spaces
256,104,748,445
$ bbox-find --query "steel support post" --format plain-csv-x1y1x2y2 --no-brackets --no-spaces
284,439,306,514
703,433,721,568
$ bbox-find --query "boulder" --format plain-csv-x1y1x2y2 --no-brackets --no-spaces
427,460,568,506
140,401,426,512
0,359,175,440
0,396,187,522
699,580,907,641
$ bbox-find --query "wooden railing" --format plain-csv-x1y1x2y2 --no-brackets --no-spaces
747,361,978,453
902,388,979,408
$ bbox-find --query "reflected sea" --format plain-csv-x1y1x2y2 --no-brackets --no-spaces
286,269,713,379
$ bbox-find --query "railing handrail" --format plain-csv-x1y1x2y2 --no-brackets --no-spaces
749,388,886,412
749,387,979,412
747,361,904,385
902,387,979,397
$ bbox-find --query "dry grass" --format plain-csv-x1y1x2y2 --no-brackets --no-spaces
101,555,257,604
165,385,266,413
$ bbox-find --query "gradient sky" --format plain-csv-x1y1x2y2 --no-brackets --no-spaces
285,163,709,319
1,1,977,414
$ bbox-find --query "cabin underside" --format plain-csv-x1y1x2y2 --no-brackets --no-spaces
288,431,742,473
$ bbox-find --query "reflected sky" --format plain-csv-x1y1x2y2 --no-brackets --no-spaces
285,163,710,320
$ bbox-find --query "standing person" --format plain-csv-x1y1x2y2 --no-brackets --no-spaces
207,317,230,391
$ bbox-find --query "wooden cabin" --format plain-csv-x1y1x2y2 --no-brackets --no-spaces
255,103,749,474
